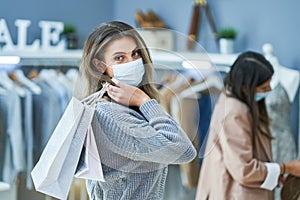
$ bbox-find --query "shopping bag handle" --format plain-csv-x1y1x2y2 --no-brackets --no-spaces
81,82,110,106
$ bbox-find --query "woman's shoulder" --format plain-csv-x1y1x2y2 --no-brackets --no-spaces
212,93,252,131
94,101,125,114
218,92,250,116
94,101,145,122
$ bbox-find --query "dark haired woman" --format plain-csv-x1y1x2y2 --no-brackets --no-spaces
195,51,300,200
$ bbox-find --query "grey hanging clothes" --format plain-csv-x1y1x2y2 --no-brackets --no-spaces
20,88,34,189
265,83,297,163
1,88,26,184
32,80,61,164
0,88,8,183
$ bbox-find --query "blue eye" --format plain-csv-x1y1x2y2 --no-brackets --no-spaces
132,51,140,58
114,56,124,61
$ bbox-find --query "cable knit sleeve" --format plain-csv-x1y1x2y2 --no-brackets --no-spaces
94,99,196,164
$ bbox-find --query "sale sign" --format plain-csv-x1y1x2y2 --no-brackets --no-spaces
0,18,65,51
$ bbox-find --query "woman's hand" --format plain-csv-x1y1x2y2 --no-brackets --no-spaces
107,78,151,107
285,160,300,177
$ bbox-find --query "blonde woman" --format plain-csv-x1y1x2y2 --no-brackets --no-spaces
75,21,196,200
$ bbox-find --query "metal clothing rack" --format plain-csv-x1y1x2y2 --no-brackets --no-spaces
0,50,82,67
0,49,236,69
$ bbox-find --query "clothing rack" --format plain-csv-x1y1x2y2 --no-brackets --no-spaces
0,49,236,68
0,50,82,67
0,64,80,200
1,48,300,200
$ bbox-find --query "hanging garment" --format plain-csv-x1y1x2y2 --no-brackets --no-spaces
0,88,26,184
265,83,297,163
10,69,42,95
31,94,96,200
39,69,71,115
263,45,300,157
161,76,199,188
265,83,297,200
20,88,34,189
176,97,200,189
32,80,61,163
159,74,194,114
0,89,7,184
197,90,220,165
56,71,74,98
158,75,198,200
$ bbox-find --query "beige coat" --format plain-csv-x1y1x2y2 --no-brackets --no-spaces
196,92,274,200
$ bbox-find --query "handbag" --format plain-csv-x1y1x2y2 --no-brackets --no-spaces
31,82,109,200
281,175,300,200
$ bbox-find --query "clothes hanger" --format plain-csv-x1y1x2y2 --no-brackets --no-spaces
39,68,62,87
39,69,71,108
0,69,26,97
27,69,40,80
65,68,79,84
56,70,74,90
166,73,191,91
39,69,73,96
182,60,230,74
12,69,42,95
178,74,223,99
0,70,14,89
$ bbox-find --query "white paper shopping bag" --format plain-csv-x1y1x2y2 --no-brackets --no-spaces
75,125,105,182
31,97,95,200
31,82,109,200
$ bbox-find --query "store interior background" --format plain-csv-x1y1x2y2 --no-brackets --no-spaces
1,0,300,69
1,0,300,199
2,0,299,140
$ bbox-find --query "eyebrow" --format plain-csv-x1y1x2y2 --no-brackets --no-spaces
111,47,139,56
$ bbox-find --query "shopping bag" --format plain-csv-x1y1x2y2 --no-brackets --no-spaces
74,125,105,181
31,97,95,199
31,82,109,199
73,82,110,182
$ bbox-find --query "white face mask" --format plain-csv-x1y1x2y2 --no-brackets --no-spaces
111,58,145,86
255,91,271,102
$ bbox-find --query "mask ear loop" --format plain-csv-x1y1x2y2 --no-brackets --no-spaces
82,58,113,106
97,59,116,86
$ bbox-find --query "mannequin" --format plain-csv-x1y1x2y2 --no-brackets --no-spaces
263,43,300,200
262,43,299,103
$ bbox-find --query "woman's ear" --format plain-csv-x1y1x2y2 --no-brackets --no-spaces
92,58,106,73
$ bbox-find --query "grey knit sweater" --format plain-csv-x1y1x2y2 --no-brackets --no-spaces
86,99,197,200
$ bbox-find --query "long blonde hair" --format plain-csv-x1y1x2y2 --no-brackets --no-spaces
76,21,160,101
